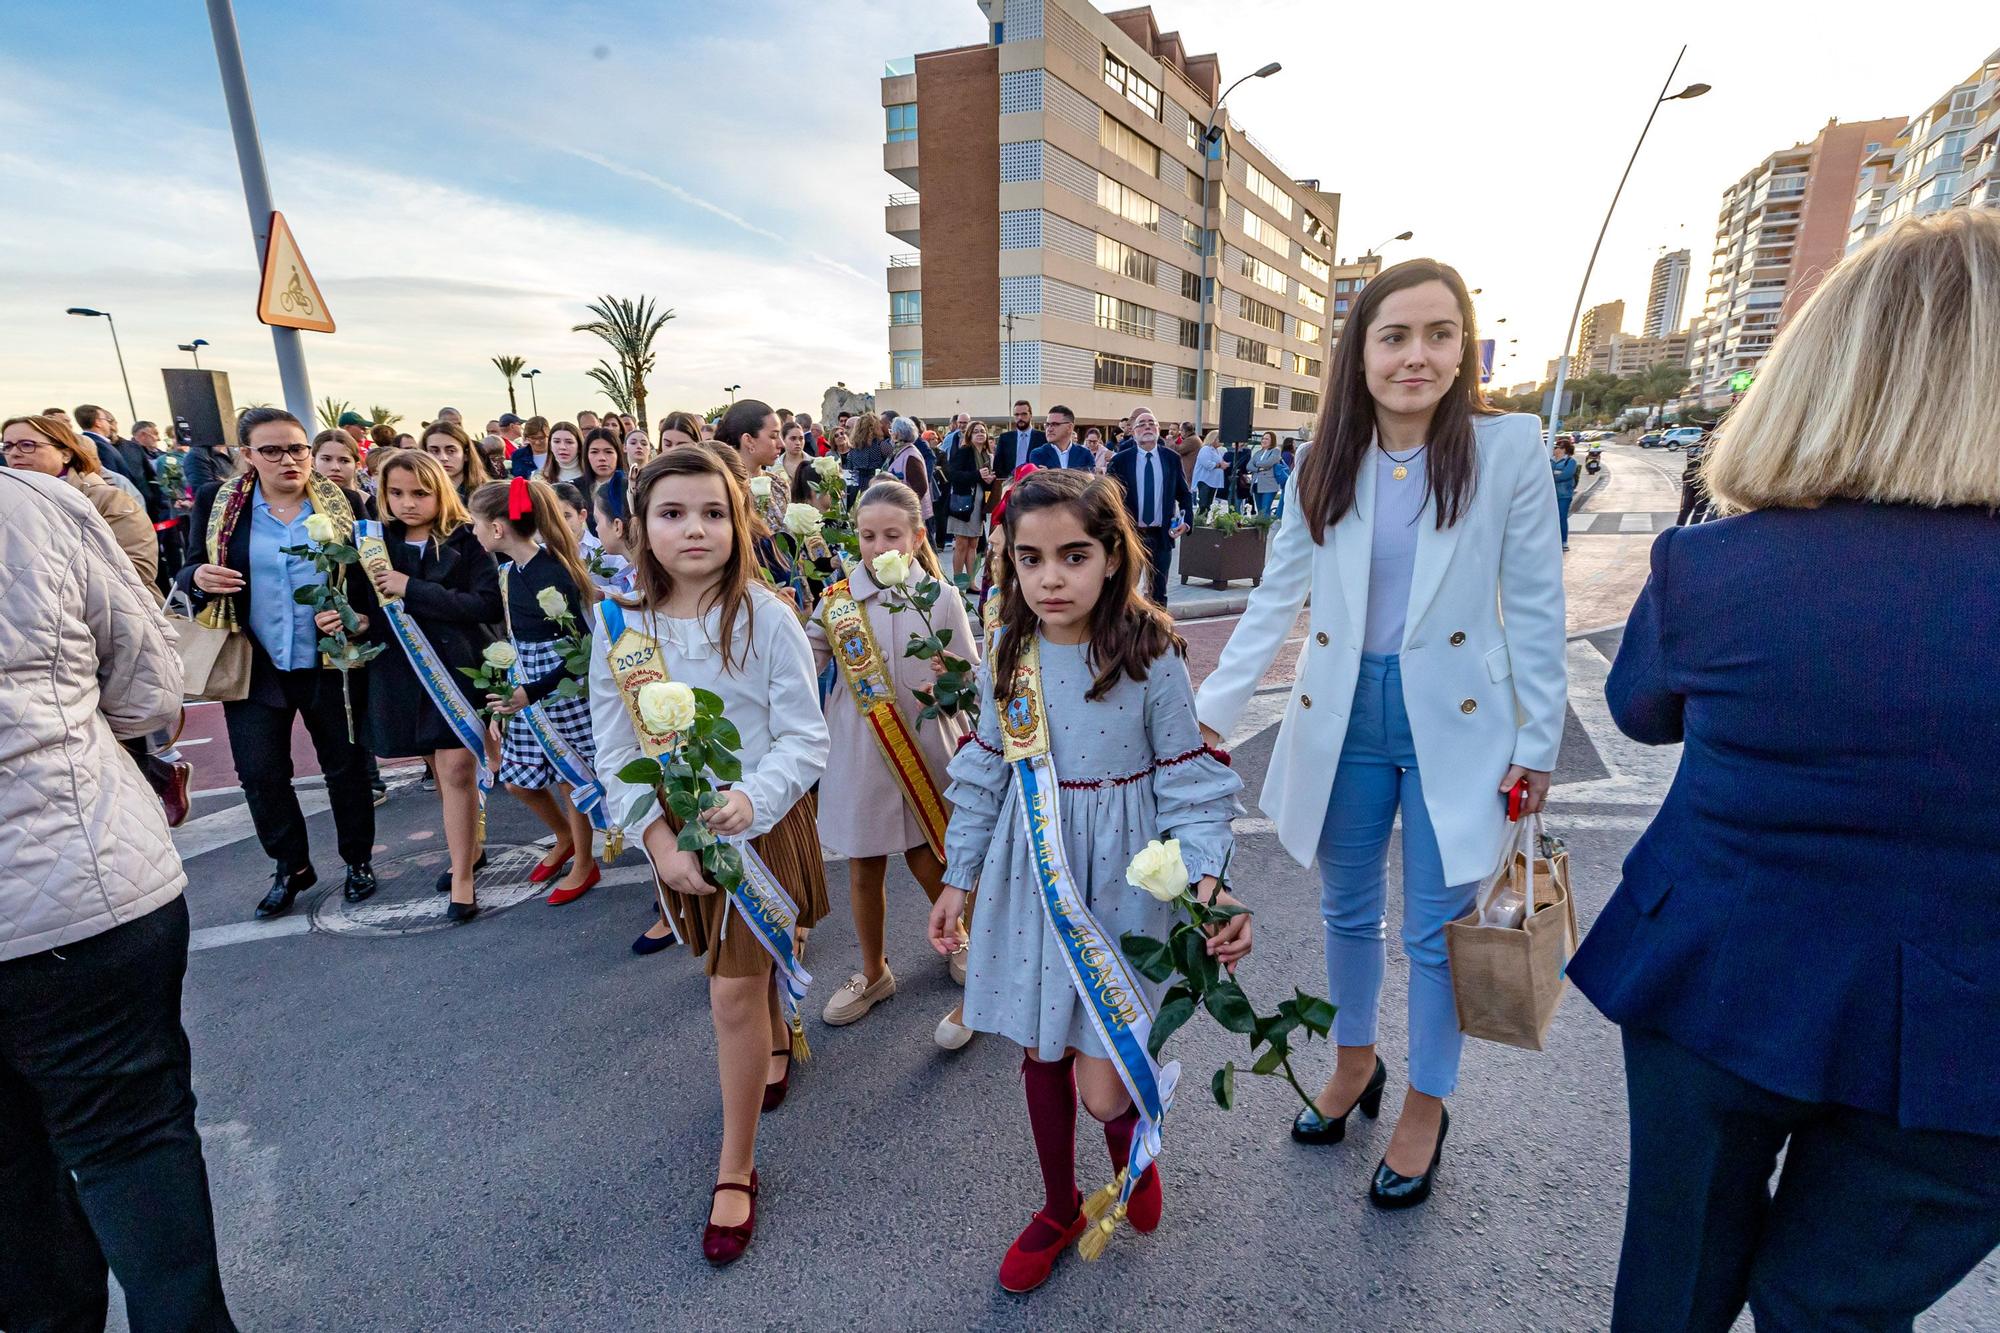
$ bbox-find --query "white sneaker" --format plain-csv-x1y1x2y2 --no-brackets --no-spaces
822,968,896,1026
934,1008,976,1050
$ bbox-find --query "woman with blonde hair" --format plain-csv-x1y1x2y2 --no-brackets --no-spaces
1570,208,2000,1331
1,413,157,593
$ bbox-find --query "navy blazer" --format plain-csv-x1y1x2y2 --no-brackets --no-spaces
1567,502,2000,1136
1107,444,1193,535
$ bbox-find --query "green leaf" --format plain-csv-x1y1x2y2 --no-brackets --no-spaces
710,843,745,890
1250,1041,1290,1076
708,750,743,783
676,826,708,852
1212,1061,1236,1110
616,758,662,785
935,625,953,649
907,639,936,660
1203,979,1259,1035
691,687,726,716
1254,1008,1301,1049
317,635,344,657
456,666,484,681
292,585,326,607
1119,931,1176,984
1172,925,1208,987
709,717,741,751
1147,994,1196,1058
698,791,727,810
666,788,699,821
320,543,360,564
1295,992,1337,1038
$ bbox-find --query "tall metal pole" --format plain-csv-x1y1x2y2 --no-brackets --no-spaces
103,314,137,423
1192,130,1216,443
206,0,313,423
1546,46,1686,445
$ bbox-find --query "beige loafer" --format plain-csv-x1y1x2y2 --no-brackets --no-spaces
934,1008,976,1050
822,968,896,1026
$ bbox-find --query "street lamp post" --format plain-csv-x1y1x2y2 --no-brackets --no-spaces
1544,48,1708,445
725,384,741,405
65,308,137,423
177,338,210,369
1365,229,1414,257
1192,60,1281,444
522,368,541,417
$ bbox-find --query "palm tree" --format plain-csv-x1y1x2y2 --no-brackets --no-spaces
491,356,526,415
586,359,636,416
367,405,402,429
1635,362,1691,424
315,396,352,431
572,296,675,429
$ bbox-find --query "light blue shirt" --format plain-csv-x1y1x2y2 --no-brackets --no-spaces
247,491,324,670
1193,444,1227,490
1364,447,1429,655
1135,445,1164,527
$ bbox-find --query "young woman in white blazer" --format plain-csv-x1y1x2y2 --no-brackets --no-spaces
1195,259,1566,1209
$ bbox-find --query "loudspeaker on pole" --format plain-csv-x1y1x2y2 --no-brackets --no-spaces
1217,385,1254,444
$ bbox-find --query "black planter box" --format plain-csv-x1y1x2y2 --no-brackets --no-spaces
1178,526,1267,590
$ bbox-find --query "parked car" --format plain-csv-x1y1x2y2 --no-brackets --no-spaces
1638,432,1663,448
1661,425,1705,451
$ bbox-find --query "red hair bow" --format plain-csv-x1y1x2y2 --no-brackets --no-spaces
989,463,1040,530
508,476,531,520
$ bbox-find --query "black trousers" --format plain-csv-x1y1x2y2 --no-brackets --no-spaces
0,897,237,1333
1137,526,1174,606
222,667,376,871
1613,1026,2000,1332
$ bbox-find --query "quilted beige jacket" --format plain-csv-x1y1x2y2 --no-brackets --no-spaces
0,468,186,960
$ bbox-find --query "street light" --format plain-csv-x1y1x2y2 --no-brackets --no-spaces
177,338,210,369
522,368,541,417
1192,59,1282,442
1365,230,1414,256
725,384,741,405
1545,49,1708,444
66,308,138,423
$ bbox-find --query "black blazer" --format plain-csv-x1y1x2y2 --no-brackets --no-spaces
352,522,501,759
175,479,371,710
1107,445,1193,536
991,427,1045,485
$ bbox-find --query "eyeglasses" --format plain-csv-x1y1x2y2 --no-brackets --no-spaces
250,443,311,461
1,438,51,456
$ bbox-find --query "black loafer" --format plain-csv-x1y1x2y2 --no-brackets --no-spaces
632,924,679,955
254,866,317,919
445,900,479,923
434,851,490,893
342,863,378,903
1291,1056,1386,1145
1369,1106,1449,1210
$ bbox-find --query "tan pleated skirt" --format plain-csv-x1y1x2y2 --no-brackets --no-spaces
659,793,829,979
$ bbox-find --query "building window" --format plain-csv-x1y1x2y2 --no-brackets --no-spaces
886,103,917,143
1237,251,1287,294
1296,318,1322,344
1302,211,1331,249
1095,293,1157,339
1102,49,1161,119
1184,171,1202,205
1242,209,1291,259
1333,298,1349,314
1181,216,1202,253
1236,337,1281,370
1178,317,1201,350
1261,383,1281,409
1185,114,1201,152
891,291,922,325
1299,283,1326,315
1180,269,1202,303
1094,352,1154,390
1292,353,1322,378
1239,294,1283,332
1096,175,1160,231
891,349,922,388
1301,251,1330,283
1095,233,1158,285
1244,162,1294,219
1176,366,1199,400
1290,388,1320,414
1100,112,1160,176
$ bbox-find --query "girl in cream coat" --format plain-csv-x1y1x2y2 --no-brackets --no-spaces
1195,259,1565,1210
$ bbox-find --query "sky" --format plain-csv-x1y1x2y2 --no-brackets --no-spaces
2,0,1991,428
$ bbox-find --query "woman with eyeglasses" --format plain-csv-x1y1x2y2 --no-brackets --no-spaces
2,414,159,595
173,407,379,920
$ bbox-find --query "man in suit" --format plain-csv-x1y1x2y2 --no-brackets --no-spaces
74,405,157,514
991,399,1046,484
1107,407,1192,605
1029,405,1095,470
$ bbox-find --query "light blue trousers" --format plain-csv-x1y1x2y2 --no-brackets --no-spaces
1314,653,1479,1098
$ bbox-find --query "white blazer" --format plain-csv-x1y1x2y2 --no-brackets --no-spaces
1195,412,1566,885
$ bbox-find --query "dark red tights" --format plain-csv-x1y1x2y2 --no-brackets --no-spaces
1022,1054,1144,1239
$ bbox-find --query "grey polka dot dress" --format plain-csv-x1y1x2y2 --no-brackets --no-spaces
943,637,1242,1061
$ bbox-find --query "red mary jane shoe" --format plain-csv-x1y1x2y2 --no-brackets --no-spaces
997,1196,1087,1294
702,1172,759,1266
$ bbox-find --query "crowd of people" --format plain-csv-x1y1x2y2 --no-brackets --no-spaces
4,211,1997,1332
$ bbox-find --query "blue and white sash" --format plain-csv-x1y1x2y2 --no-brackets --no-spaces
601,600,814,1049
354,521,494,802
499,561,606,832
1000,633,1177,1255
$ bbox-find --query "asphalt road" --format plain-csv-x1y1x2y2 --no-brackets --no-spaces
136,458,1997,1331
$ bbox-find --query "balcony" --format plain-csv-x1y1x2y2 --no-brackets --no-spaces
885,192,920,248
883,139,918,190
886,254,920,293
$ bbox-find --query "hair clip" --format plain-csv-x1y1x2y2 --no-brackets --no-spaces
508,476,531,520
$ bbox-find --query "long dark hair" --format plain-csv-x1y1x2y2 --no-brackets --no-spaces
992,470,1182,704
1294,257,1497,541
716,398,775,455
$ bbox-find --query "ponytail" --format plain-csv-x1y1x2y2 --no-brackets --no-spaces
469,477,598,605
855,478,945,581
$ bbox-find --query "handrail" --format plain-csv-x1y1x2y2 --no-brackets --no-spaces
888,253,920,268
887,191,919,207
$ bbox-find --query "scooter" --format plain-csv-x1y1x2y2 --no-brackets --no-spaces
1584,447,1602,475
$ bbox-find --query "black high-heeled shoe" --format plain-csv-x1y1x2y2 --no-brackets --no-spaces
1290,1055,1386,1145
1369,1105,1449,1210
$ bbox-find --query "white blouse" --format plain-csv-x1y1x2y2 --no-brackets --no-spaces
589,586,829,841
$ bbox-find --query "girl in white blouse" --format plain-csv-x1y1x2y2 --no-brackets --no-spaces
589,446,829,1265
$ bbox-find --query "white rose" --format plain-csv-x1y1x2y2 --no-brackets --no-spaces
782,502,824,538
812,455,843,480
749,475,774,502
1126,839,1189,902
303,512,338,544
482,641,519,670
535,586,569,620
637,679,697,734
870,548,912,588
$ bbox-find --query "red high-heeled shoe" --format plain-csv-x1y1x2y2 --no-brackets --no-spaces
997,1196,1087,1294
702,1172,759,1266
527,846,575,885
545,862,601,906
762,1048,791,1112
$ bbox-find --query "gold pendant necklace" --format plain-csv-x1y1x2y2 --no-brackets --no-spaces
1380,443,1425,481
1392,464,1409,481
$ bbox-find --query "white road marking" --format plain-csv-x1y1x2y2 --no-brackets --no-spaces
1232,811,1652,839
173,790,330,860
1549,638,1680,806
1618,512,1653,534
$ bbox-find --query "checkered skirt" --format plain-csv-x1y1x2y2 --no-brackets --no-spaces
497,636,595,789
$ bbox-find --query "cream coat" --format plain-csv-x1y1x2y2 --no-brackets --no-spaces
1195,412,1567,885
0,469,186,960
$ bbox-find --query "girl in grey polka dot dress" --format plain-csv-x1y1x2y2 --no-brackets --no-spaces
926,469,1250,1293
